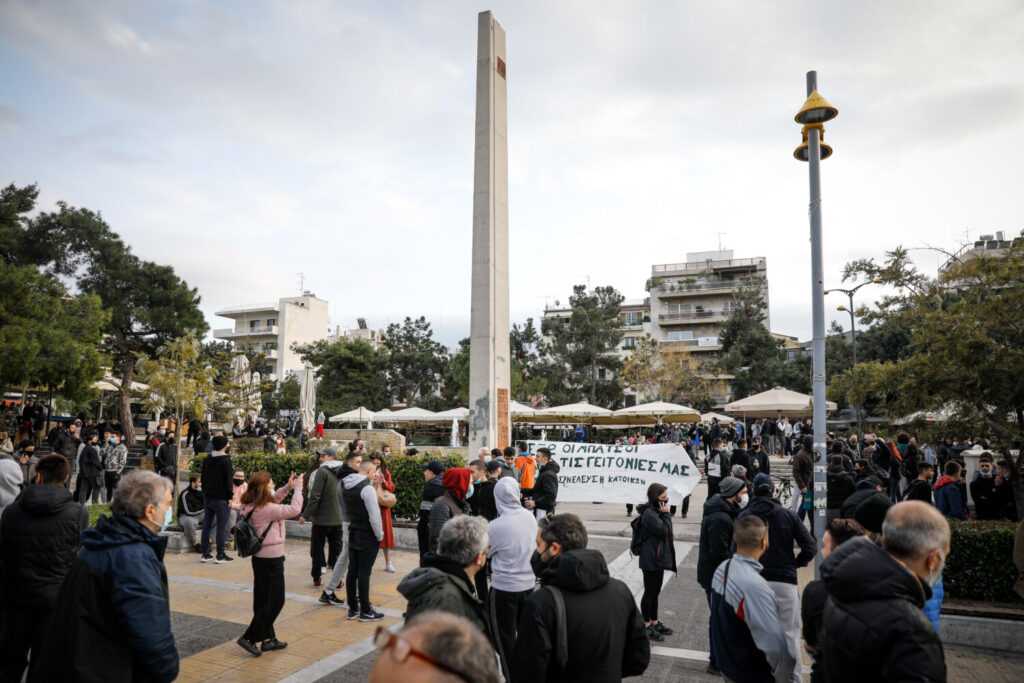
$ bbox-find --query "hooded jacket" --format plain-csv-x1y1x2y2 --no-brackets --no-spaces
397,552,487,634
429,468,472,553
839,482,883,519
819,537,946,683
30,516,179,683
302,459,344,526
342,472,383,550
826,466,856,510
514,453,536,489
200,450,234,501
697,493,738,589
511,549,650,683
488,477,538,592
523,460,560,512
933,475,966,520
637,502,677,572
0,458,23,517
0,483,88,610
736,495,815,585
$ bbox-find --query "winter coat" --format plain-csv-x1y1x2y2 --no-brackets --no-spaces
826,466,856,510
820,537,946,683
801,578,829,683
301,460,344,526
474,478,499,521
751,448,771,475
200,451,234,501
398,552,487,634
637,503,677,572
792,447,814,491
418,475,446,519
970,476,1000,520
177,486,204,518
737,495,815,584
934,476,966,520
523,460,560,512
30,516,179,683
904,478,934,504
429,490,468,553
79,442,104,481
0,483,88,610
239,480,304,559
697,494,738,589
488,477,538,592
839,483,883,519
153,441,177,477
103,442,129,473
511,548,650,683
730,449,753,478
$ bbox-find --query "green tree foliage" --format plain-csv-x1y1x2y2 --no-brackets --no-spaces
620,335,723,411
718,286,806,398
273,375,302,413
833,243,1024,516
381,317,449,408
0,262,109,403
294,338,386,415
539,285,625,407
441,338,470,407
825,320,853,383
511,318,547,401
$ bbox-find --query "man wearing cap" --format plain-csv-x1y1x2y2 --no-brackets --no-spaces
300,447,344,587
199,435,235,563
696,475,746,675
840,476,886,520
737,473,816,683
418,461,446,561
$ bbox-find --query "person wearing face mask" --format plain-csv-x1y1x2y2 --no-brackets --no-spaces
30,469,179,682
969,454,1000,520
0,454,88,680
637,483,677,643
78,430,106,506
429,468,472,554
398,515,491,636
819,501,950,683
177,473,206,552
736,474,816,683
102,430,128,503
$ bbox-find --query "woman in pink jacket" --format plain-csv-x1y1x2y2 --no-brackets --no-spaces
236,470,303,657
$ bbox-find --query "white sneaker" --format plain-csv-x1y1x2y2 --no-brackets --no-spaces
385,562,396,573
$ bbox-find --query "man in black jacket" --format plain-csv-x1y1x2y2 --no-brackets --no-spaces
199,435,234,563
0,454,88,680
418,461,447,560
839,476,885,519
78,429,105,505
474,460,501,521
522,447,559,520
511,514,649,682
696,476,745,675
749,438,771,476
826,455,856,522
820,501,949,682
730,439,752,479
177,472,205,552
791,436,815,527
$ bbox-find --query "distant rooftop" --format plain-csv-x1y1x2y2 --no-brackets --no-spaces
215,302,279,317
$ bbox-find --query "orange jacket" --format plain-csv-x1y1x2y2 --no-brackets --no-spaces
514,454,536,490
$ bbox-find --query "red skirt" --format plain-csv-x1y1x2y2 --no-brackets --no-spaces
379,506,395,549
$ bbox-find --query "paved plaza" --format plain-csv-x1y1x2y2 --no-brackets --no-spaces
164,476,1024,682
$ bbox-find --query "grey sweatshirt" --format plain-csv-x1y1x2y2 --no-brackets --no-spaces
342,472,383,542
487,477,538,592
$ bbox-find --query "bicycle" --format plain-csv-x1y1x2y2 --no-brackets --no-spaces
774,476,794,507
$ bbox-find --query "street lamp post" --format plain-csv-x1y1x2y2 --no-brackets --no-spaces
824,279,881,439
794,71,838,573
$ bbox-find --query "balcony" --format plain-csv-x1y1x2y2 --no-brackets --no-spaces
655,278,757,297
652,257,765,275
213,325,279,339
658,309,732,323
663,338,721,352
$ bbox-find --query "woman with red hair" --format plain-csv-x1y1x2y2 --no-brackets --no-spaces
427,467,471,553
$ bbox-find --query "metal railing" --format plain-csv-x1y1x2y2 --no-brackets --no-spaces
656,278,757,294
658,309,732,321
652,257,764,274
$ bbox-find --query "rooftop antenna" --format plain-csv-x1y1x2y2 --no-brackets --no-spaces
297,272,306,293
715,232,727,252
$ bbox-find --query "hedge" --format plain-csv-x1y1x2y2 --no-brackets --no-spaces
189,450,464,521
944,519,1021,603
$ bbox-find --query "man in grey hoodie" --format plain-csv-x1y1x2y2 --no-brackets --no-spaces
319,450,361,606
487,477,538,680
341,459,384,622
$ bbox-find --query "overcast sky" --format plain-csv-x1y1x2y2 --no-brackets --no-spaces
3,1,1022,348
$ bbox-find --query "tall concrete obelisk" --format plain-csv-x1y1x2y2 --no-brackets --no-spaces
468,10,511,455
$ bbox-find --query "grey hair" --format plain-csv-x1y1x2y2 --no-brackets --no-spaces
438,515,489,566
731,464,747,478
405,611,500,683
111,469,171,520
881,501,950,561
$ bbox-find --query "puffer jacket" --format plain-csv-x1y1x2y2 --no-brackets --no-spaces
820,537,945,683
30,516,179,682
637,503,676,572
0,483,88,610
397,552,487,634
429,490,469,553
934,476,966,520
697,494,738,589
736,495,815,585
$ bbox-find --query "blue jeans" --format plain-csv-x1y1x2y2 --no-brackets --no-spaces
201,498,230,555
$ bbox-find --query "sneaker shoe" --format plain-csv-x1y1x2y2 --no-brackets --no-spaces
359,609,385,622
313,577,322,587
706,662,722,675
236,636,261,657
215,554,234,564
385,562,396,573
654,622,674,636
200,553,213,563
319,591,345,606
261,638,287,652
346,607,359,620
646,625,664,642
192,543,202,553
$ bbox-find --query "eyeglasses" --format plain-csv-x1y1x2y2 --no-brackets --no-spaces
374,626,471,683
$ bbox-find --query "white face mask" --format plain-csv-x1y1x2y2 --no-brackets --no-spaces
739,493,750,508
925,550,946,588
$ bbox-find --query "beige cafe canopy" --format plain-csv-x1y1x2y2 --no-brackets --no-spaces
329,406,378,423
701,412,735,425
724,386,837,418
530,401,614,424
371,407,438,424
510,400,537,422
592,401,701,426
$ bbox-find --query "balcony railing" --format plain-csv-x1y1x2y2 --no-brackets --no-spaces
652,257,764,274
656,278,757,295
658,309,733,321
214,326,279,338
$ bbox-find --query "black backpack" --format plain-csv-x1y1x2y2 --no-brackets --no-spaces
629,514,644,556
231,509,273,558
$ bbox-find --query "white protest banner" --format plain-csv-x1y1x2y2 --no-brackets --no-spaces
526,440,701,505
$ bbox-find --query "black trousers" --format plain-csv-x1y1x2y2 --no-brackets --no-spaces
104,470,121,502
489,587,532,679
0,606,52,681
347,543,380,614
640,569,664,621
243,556,286,642
417,511,430,561
310,524,343,580
201,498,230,555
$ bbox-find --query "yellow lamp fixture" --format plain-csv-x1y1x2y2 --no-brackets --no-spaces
793,123,832,161
795,90,839,124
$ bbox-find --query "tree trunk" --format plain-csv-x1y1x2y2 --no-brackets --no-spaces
590,357,598,405
119,354,137,447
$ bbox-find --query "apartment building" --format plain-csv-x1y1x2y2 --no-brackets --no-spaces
327,317,386,350
939,229,1022,274
213,292,329,380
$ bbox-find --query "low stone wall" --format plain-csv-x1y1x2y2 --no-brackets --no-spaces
321,429,406,455
940,614,1024,654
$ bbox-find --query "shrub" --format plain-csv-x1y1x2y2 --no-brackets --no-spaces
190,452,316,505
944,519,1021,603
231,437,265,454
388,451,465,521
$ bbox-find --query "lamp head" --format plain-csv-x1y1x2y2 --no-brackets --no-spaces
795,90,838,124
793,123,832,161
837,305,848,311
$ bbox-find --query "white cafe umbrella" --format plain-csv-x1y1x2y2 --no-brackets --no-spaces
603,401,701,425
701,411,735,425
299,364,316,432
330,406,378,423
510,400,537,423
372,407,437,424
433,407,470,421
228,353,261,423
724,386,837,418
531,401,613,424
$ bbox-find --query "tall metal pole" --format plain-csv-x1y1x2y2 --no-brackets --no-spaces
806,70,828,571
845,292,863,439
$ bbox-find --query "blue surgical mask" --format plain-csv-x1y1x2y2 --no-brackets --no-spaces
466,483,475,499
162,506,172,531
108,437,117,444
980,470,993,478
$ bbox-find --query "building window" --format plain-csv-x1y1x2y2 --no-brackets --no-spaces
723,301,739,312
249,320,258,329
667,331,695,342
624,311,640,325
666,303,693,315
598,368,607,380
623,336,636,349
267,318,277,326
